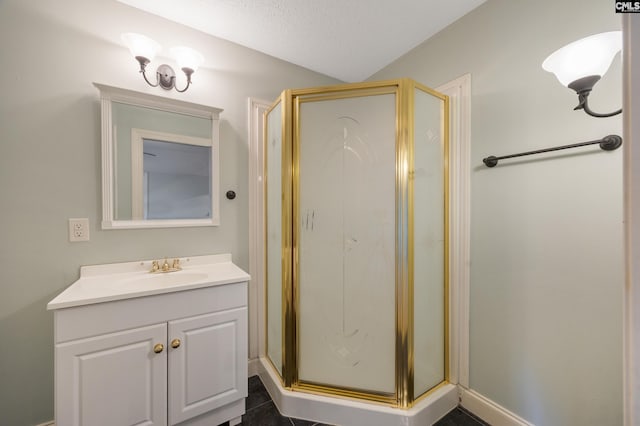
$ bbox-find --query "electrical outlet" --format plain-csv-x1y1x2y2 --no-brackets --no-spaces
68,218,90,242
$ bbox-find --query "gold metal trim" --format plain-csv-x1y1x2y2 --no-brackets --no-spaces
294,87,399,104
414,80,449,101
289,78,404,97
295,381,397,405
395,78,414,408
282,89,296,387
442,93,451,384
290,93,302,387
262,99,272,376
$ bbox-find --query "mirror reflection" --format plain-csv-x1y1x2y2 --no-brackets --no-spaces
137,136,212,220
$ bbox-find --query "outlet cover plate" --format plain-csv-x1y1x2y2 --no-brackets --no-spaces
69,218,90,242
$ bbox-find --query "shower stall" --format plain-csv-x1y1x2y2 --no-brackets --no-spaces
261,79,452,424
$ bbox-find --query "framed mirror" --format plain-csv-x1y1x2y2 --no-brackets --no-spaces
94,83,222,229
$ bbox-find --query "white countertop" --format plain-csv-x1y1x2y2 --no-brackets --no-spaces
47,254,250,310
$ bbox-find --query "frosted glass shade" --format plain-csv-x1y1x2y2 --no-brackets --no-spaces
542,31,621,87
121,33,161,62
170,46,204,72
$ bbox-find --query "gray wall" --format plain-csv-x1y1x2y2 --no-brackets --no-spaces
0,1,339,425
371,0,623,425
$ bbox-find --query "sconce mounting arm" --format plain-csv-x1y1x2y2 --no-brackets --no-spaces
568,75,622,118
135,56,158,88
175,68,194,93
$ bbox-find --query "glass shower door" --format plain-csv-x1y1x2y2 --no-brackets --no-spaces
265,100,283,376
296,91,397,394
413,85,447,397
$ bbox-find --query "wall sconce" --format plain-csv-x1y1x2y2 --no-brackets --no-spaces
542,31,622,117
122,33,204,93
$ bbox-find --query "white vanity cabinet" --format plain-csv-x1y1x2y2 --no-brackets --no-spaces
56,322,169,425
168,306,247,425
48,254,249,426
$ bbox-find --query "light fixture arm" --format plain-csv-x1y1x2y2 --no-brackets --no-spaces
568,75,622,118
135,56,158,88
134,56,193,92
175,68,194,93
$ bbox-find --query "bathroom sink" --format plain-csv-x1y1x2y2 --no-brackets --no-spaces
47,254,251,310
115,271,210,289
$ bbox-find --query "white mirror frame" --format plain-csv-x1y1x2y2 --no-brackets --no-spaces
94,83,223,229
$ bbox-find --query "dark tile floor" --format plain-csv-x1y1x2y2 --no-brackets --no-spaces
221,376,489,426
434,407,489,426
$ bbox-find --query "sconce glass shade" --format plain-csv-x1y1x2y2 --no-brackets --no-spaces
170,46,205,72
121,32,161,62
542,31,622,87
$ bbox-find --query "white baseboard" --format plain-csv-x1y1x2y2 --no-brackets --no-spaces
248,357,261,377
35,422,54,426
460,388,533,426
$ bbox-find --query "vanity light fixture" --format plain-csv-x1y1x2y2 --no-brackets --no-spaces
542,31,622,117
122,32,204,93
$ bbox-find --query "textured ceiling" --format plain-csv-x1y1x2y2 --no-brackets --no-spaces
117,0,486,82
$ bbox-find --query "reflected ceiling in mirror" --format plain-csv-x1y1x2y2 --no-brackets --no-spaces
94,83,223,229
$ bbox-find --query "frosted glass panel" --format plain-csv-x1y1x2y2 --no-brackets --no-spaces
297,94,396,393
413,88,445,396
266,102,283,376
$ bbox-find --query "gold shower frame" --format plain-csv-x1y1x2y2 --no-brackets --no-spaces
264,79,450,408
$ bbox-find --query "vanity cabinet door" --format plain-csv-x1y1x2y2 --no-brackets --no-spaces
167,307,248,425
55,323,167,426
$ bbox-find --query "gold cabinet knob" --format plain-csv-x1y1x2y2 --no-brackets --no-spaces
171,338,181,349
153,343,164,354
